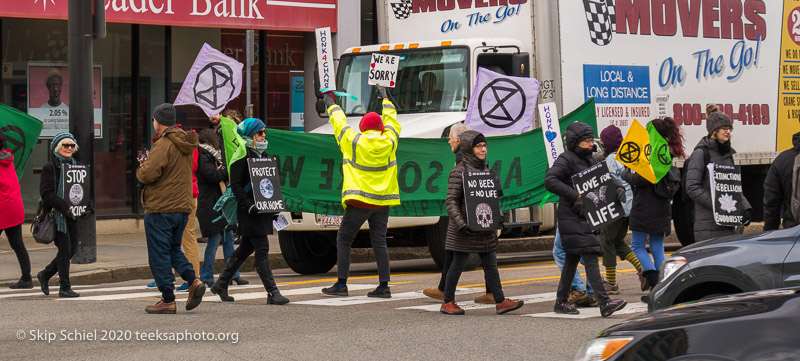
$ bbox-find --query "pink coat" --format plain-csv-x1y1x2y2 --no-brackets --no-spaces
0,150,24,229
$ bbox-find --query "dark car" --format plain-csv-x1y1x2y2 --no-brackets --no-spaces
648,226,800,312
575,288,800,361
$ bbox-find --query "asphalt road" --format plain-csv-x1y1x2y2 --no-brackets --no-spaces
0,252,651,360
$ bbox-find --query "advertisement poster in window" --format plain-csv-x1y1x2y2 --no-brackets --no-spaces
27,63,103,138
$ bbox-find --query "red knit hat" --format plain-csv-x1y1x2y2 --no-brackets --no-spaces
359,112,384,132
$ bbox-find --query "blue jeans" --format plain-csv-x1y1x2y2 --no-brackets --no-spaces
200,229,239,283
144,213,196,303
552,228,593,295
631,231,665,272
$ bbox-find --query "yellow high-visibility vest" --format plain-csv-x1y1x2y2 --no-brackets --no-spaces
327,98,401,208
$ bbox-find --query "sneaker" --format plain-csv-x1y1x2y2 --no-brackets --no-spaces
175,282,190,291
146,281,157,288
567,289,585,303
367,286,391,298
9,279,33,289
440,301,465,315
600,299,628,317
474,293,495,304
638,271,648,292
553,300,579,315
496,298,524,314
574,294,598,307
145,299,176,314
604,281,620,295
185,279,206,311
422,288,444,301
321,283,348,297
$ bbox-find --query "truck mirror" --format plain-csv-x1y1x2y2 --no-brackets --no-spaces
315,98,327,115
512,53,530,77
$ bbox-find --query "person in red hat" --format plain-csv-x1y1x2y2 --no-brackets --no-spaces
320,86,402,298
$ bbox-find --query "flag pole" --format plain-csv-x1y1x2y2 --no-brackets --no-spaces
246,29,254,118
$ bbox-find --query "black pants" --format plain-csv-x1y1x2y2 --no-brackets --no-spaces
42,223,79,287
230,234,269,266
2,224,31,281
556,253,609,306
437,251,491,294
443,251,504,304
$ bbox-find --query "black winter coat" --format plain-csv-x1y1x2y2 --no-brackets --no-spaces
195,146,228,237
763,131,800,231
444,130,498,253
545,122,603,256
622,170,672,236
230,147,275,236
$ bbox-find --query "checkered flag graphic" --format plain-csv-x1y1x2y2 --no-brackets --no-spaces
583,0,616,46
390,0,412,20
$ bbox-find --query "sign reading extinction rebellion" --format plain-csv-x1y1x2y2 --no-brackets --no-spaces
707,163,744,227
247,157,285,213
61,164,91,218
463,171,502,231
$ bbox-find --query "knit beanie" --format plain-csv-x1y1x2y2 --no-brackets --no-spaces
706,111,732,135
51,132,77,153
153,103,176,126
472,133,487,148
237,117,266,138
600,125,623,153
359,112,384,132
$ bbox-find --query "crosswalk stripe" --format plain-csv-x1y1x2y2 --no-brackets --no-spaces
294,288,484,307
56,285,264,302
398,292,557,312
521,302,648,319
174,284,376,303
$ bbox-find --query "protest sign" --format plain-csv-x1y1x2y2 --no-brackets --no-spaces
315,27,336,91
368,53,400,87
463,171,502,231
0,102,43,180
538,102,564,168
174,44,243,117
647,121,672,182
571,162,623,230
707,163,744,227
615,119,656,183
247,157,285,213
62,164,91,217
465,67,541,135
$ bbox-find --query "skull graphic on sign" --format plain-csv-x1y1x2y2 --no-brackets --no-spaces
476,203,493,228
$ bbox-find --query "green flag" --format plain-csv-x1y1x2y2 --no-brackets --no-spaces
647,121,672,182
220,116,246,168
0,102,43,180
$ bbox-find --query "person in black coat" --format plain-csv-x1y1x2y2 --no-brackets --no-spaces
763,130,800,231
209,118,289,305
37,132,91,298
545,122,626,317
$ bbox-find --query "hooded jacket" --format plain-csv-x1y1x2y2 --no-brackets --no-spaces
622,169,672,236
136,126,199,214
545,122,603,255
0,150,24,229
685,136,752,241
763,131,800,230
444,130,498,253
195,146,228,237
230,147,275,236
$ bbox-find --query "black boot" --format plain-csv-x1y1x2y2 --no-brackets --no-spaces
10,278,33,289
643,270,659,290
255,260,289,305
210,256,244,302
58,285,80,298
37,271,50,296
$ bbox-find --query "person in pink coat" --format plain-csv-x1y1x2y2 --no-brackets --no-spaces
0,136,32,289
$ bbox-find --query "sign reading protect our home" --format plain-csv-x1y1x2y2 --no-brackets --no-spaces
247,157,285,213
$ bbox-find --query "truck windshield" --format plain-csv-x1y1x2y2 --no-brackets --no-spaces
337,47,469,116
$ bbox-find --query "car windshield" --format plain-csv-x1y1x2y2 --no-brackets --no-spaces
336,47,469,116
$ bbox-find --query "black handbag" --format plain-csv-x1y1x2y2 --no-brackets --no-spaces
31,199,55,244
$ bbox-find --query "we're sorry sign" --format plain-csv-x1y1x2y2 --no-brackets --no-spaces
368,54,400,87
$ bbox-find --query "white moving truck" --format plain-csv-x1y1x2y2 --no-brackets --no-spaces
279,0,792,274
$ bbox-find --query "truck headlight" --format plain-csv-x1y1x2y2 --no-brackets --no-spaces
574,336,634,361
660,256,687,281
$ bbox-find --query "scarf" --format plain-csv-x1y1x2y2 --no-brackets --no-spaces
199,143,222,165
53,152,77,233
245,139,268,157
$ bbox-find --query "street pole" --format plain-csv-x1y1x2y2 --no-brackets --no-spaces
69,0,97,263
246,29,254,118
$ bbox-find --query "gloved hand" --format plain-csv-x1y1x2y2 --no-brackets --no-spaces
323,92,336,108
376,85,388,99
67,212,77,221
80,209,93,219
572,196,584,215
458,226,474,236
742,209,752,226
616,186,627,203
248,205,259,216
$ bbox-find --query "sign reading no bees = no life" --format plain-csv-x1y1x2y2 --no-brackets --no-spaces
368,53,400,87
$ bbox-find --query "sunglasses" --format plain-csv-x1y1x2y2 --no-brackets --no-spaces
256,130,266,136
62,143,76,149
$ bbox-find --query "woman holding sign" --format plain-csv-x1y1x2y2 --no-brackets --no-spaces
439,130,524,315
685,106,752,242
37,132,91,298
209,118,289,305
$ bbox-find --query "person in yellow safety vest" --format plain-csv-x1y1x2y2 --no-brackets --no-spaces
321,85,401,299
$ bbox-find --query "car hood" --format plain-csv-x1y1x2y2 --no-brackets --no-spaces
676,226,800,255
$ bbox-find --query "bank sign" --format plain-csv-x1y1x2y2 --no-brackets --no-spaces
559,0,781,154
1,0,337,31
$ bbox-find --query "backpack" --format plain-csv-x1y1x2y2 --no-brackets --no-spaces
213,183,251,225
681,146,710,201
790,153,800,223
655,166,681,199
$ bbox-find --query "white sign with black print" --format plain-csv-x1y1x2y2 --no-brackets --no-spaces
538,102,564,168
707,163,744,227
314,27,336,91
273,214,290,231
368,53,400,87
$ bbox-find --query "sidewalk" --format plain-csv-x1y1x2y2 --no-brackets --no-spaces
2,221,754,287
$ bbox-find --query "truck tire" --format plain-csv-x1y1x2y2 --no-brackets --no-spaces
426,216,480,270
672,192,696,247
279,231,337,275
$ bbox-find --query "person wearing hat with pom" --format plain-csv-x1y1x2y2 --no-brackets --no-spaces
209,117,289,305
320,86,401,298
136,103,205,314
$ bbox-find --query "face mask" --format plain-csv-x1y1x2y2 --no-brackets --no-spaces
255,140,268,151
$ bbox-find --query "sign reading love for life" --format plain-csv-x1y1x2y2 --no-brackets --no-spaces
571,162,623,231
247,157,285,213
314,27,336,91
538,102,564,168
368,53,400,87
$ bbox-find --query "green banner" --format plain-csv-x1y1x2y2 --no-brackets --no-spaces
647,121,672,182
266,99,597,217
220,116,246,168
0,102,43,180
